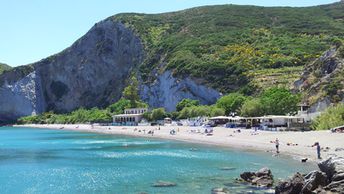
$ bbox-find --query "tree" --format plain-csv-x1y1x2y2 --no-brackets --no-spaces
176,98,200,111
151,108,166,121
178,107,191,119
260,87,300,115
107,98,131,114
210,107,225,117
216,93,247,115
122,76,140,108
240,98,264,117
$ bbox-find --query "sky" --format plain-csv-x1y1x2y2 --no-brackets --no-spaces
0,0,339,67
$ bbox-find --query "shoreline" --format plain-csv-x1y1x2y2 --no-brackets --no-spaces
13,124,344,162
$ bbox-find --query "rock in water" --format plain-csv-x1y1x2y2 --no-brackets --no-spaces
251,176,274,187
239,167,274,187
256,167,272,177
240,171,256,182
275,172,305,194
152,181,177,187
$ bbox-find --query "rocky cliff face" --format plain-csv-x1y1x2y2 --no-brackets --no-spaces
0,19,144,122
0,71,45,122
140,71,221,112
294,46,344,113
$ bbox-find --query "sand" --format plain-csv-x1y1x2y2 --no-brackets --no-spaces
14,124,344,161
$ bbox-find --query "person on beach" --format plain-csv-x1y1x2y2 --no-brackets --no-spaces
275,138,279,153
312,142,321,159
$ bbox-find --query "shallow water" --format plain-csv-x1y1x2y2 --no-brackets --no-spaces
0,127,316,193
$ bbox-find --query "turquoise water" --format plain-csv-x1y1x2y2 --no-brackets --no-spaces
0,127,315,194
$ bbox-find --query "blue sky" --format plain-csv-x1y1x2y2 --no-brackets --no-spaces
0,0,338,67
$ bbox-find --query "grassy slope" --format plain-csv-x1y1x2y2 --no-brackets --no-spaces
0,63,11,74
112,2,344,93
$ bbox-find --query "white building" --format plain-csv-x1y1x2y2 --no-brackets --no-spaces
113,108,148,125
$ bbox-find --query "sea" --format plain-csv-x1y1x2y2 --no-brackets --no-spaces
0,127,316,194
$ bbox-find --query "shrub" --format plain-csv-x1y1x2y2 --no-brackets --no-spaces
240,98,265,117
176,99,200,112
312,103,344,130
151,108,166,121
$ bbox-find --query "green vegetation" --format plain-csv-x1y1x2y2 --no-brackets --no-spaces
113,2,344,92
312,103,344,130
259,87,300,115
142,108,167,121
216,93,247,115
0,63,11,74
122,76,141,108
151,108,167,121
178,105,225,119
246,66,303,90
240,98,265,117
176,99,200,112
107,76,148,115
18,108,112,124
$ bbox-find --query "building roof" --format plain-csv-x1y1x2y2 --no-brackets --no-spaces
113,114,143,117
209,116,230,120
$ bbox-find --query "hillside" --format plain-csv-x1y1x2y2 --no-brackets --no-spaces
114,2,344,92
0,63,11,74
0,2,344,122
295,44,344,112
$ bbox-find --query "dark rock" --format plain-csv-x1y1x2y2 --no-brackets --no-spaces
318,157,344,182
275,172,305,194
256,167,272,177
332,172,344,182
240,171,256,182
324,179,344,193
239,167,274,188
152,181,177,187
302,171,328,193
276,157,344,194
211,187,230,194
251,175,274,187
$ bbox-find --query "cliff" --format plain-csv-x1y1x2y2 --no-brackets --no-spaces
0,20,143,122
295,45,344,112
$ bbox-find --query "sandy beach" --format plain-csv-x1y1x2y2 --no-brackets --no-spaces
14,124,344,161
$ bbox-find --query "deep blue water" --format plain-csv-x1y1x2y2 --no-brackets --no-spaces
0,127,315,193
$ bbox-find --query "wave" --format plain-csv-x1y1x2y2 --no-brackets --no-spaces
98,150,200,159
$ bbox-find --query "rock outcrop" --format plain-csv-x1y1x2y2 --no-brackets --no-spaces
295,46,344,112
276,157,344,194
140,71,221,112
275,172,306,194
0,19,144,122
238,167,274,187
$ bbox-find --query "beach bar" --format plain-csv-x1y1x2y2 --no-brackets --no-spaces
112,108,148,126
210,115,309,130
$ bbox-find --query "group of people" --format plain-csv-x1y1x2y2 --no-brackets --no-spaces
272,138,321,159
